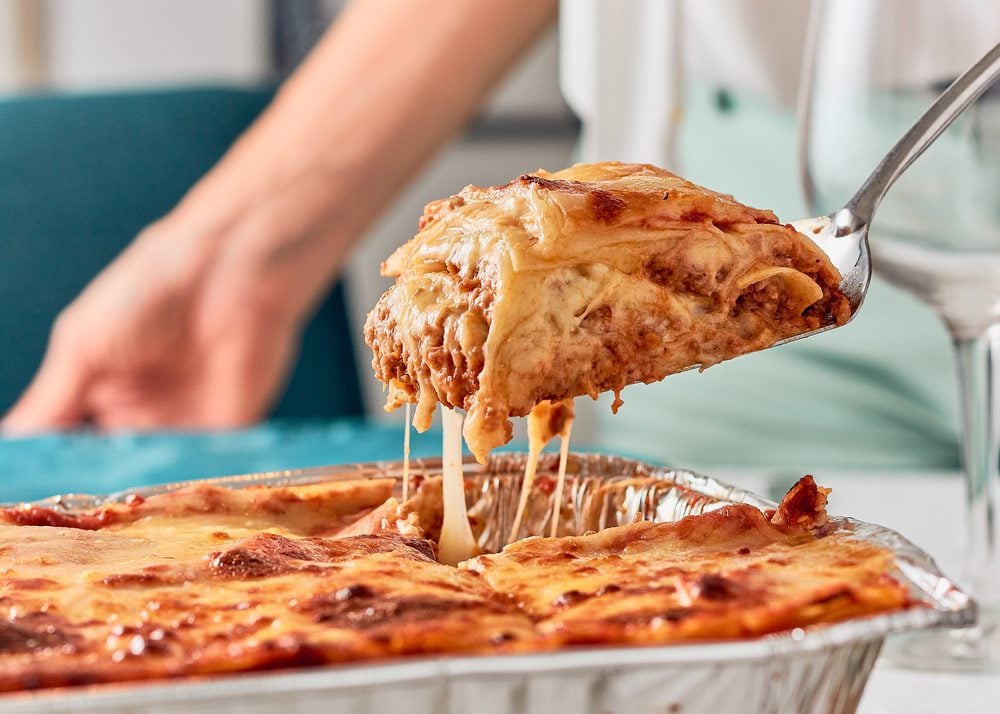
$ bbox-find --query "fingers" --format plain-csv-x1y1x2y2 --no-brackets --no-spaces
87,376,185,432
1,350,89,436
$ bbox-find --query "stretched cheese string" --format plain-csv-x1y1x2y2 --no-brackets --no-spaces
437,407,478,565
508,412,547,543
509,400,574,543
549,417,574,538
402,402,412,501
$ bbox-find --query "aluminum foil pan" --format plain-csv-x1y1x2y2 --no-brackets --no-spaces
0,453,975,714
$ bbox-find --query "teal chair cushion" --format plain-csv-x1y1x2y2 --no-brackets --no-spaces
0,86,363,420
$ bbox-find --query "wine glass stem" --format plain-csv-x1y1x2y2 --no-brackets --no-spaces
954,324,1000,610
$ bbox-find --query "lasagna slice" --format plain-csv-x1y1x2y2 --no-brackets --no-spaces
365,162,851,461
464,477,909,645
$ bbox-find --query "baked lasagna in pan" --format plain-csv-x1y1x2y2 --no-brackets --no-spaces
0,474,908,691
0,164,888,693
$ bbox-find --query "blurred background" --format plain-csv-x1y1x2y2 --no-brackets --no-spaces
0,0,968,497
0,0,576,419
0,0,583,494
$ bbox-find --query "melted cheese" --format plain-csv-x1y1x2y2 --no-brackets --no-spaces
402,402,412,501
437,407,478,565
508,413,546,543
549,418,574,538
509,400,574,542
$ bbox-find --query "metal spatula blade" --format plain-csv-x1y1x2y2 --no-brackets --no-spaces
782,42,1000,344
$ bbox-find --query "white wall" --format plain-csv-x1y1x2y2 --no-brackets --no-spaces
484,28,566,118
45,0,271,90
0,1,567,119
0,0,271,94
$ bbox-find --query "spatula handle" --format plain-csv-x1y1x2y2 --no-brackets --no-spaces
845,42,1000,228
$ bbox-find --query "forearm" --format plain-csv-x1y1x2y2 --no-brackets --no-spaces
165,0,558,325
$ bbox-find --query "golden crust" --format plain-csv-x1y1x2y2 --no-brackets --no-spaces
1,480,396,536
464,477,908,645
364,162,851,461
0,476,909,692
0,481,537,692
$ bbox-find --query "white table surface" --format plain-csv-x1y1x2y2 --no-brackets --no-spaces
718,470,1000,714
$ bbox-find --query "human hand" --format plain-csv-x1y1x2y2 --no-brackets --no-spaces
2,220,303,434
2,0,558,436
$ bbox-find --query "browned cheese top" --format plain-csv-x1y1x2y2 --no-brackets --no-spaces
464,476,907,644
0,475,910,693
0,480,535,692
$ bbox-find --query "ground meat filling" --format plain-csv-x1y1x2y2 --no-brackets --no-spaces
364,263,495,420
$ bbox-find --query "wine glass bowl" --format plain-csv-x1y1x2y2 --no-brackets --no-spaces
801,7,1000,334
779,44,1000,349
799,0,1000,671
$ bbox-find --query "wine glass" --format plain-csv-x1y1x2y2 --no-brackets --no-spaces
799,0,1000,669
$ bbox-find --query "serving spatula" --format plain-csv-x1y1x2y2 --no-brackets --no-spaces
784,42,1000,341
